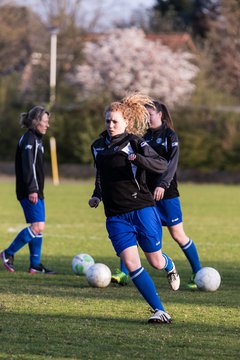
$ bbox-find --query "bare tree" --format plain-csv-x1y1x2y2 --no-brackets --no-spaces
203,0,240,97
0,1,89,104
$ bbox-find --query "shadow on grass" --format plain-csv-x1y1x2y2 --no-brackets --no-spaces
0,255,239,309
0,311,239,360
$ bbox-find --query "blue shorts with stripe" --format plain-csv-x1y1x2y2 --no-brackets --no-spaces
20,198,45,223
155,197,182,227
106,206,162,256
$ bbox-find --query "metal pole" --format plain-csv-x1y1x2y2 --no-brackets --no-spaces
50,137,60,186
49,28,60,185
50,29,58,105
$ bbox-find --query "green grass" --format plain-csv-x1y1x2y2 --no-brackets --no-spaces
0,179,239,360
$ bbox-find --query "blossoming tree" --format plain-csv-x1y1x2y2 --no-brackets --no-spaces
68,28,199,107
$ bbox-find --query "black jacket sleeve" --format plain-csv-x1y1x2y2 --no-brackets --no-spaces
130,138,168,174
155,132,179,189
91,144,102,200
21,134,39,194
92,169,102,200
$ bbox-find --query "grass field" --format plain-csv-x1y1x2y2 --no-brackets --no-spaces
0,179,239,360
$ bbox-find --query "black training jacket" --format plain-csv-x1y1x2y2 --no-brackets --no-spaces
15,129,45,200
91,131,168,217
144,123,180,199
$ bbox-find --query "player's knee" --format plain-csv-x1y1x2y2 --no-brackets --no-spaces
31,223,45,235
172,234,181,243
124,259,140,272
38,223,45,233
150,257,165,270
173,234,189,246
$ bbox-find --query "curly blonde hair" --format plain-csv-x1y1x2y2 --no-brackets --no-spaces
105,93,154,135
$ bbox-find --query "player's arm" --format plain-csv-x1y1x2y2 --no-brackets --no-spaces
91,169,102,202
21,135,39,201
155,133,179,189
88,196,101,208
89,173,101,208
89,145,102,208
129,138,167,174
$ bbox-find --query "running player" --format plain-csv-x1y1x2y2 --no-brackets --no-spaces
89,93,180,323
112,100,201,289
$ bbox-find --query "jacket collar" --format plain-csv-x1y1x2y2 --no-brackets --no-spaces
29,128,43,140
100,130,129,145
146,122,166,136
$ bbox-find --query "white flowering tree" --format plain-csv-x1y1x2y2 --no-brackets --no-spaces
68,28,199,107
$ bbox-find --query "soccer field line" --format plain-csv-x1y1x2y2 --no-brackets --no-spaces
4,223,104,233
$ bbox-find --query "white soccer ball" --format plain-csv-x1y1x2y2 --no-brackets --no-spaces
86,263,112,288
195,267,221,292
72,253,95,275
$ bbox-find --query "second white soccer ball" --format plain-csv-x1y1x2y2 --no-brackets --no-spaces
72,253,95,275
195,267,221,292
86,263,112,288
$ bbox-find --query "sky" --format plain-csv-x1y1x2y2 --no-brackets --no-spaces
15,0,157,30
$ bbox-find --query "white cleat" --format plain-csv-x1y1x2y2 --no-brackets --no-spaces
167,265,180,291
148,310,172,324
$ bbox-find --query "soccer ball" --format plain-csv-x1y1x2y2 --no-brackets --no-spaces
86,263,112,288
72,253,95,275
195,267,221,292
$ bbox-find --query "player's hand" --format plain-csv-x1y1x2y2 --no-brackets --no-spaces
29,192,38,204
88,197,100,208
128,153,136,161
153,187,165,201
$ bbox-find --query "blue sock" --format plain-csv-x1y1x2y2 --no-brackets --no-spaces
162,253,174,273
120,258,129,275
28,234,42,267
181,239,201,274
6,227,36,255
130,266,165,311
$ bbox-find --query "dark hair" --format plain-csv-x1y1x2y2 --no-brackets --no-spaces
148,100,174,130
20,106,49,129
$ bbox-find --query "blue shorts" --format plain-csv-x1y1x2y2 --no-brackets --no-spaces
20,198,45,223
106,206,162,256
155,197,182,227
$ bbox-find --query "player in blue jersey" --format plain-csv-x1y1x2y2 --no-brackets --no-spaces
89,93,180,324
112,100,201,289
1,106,54,274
